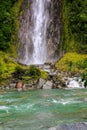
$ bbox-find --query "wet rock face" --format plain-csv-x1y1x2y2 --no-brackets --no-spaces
47,0,62,62
18,0,62,64
18,0,34,64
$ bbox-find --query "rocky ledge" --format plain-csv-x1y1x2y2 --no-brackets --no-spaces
0,63,86,91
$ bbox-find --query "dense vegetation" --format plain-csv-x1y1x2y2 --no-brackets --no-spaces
0,0,87,86
63,0,87,53
0,51,47,85
0,0,87,52
56,52,87,73
56,52,87,86
0,0,23,51
0,0,16,50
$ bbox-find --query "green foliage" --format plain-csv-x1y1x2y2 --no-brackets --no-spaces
12,65,48,82
40,70,48,79
0,0,22,51
69,0,87,44
0,61,6,75
25,65,41,78
11,0,23,44
81,69,87,87
55,52,87,73
0,51,18,83
62,0,87,53
13,66,25,79
77,58,87,69
82,71,87,81
62,1,70,51
0,0,15,50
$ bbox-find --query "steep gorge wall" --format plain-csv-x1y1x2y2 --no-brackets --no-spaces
47,0,62,62
18,0,62,64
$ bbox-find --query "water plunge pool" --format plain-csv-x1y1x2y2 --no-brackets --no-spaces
0,89,87,130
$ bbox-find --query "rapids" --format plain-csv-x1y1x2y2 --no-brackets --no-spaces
0,89,87,130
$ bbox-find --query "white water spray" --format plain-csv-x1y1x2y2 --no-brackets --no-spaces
31,0,48,64
19,0,49,65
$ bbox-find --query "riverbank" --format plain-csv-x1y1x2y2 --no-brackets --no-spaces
0,51,87,90
0,64,86,91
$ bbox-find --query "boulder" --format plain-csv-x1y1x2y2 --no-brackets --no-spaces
37,78,46,89
84,98,87,102
9,83,16,88
49,127,56,130
43,81,53,89
22,84,27,91
5,86,10,90
48,122,87,130
16,81,23,89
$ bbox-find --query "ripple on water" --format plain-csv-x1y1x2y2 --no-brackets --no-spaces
0,89,87,130
50,98,82,105
0,106,9,113
0,106,8,110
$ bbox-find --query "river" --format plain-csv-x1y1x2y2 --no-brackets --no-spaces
0,89,87,130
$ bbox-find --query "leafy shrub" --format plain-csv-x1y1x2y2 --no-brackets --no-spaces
63,0,87,53
0,1,14,50
77,58,87,69
25,65,41,78
81,69,87,87
0,61,6,74
13,66,25,79
0,0,22,50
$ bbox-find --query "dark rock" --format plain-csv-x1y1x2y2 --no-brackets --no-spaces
48,122,87,130
47,0,63,62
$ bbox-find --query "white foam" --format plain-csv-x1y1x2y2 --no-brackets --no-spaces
0,106,8,110
52,99,81,105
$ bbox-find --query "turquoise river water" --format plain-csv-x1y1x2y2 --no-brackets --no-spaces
0,89,87,130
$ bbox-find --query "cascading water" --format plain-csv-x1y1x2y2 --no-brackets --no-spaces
32,0,48,64
18,0,49,65
1,90,87,130
18,0,62,65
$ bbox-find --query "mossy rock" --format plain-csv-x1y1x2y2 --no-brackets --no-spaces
55,52,87,73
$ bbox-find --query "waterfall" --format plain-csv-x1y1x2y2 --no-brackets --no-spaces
18,0,62,65
18,0,49,65
31,0,48,64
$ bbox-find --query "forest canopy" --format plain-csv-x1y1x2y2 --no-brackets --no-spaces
0,0,17,50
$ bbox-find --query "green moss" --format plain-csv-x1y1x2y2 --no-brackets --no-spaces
62,0,87,53
25,65,41,78
9,0,23,56
22,66,48,81
0,51,19,84
55,52,87,73
40,70,48,79
22,70,48,84
0,61,48,85
81,69,87,87
61,0,70,51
